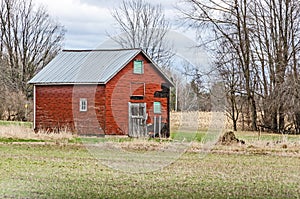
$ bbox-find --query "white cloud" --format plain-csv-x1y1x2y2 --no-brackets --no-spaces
31,0,211,70
33,0,200,54
34,0,114,49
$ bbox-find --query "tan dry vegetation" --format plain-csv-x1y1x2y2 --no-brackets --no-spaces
117,139,166,151
0,113,300,158
88,133,300,158
0,125,76,141
171,111,234,130
188,130,300,157
189,141,300,157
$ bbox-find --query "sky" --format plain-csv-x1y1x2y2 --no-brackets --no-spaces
33,0,211,70
33,0,184,49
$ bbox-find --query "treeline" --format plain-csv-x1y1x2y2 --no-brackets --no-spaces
0,0,65,120
1,0,300,136
180,0,300,133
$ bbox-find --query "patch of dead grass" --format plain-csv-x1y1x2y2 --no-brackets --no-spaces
0,125,76,141
1,125,300,157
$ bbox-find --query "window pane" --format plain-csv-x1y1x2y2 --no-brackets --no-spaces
134,60,143,74
131,103,145,117
131,106,138,116
153,102,161,114
139,105,144,116
80,98,87,112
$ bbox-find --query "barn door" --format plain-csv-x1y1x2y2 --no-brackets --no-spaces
128,102,147,137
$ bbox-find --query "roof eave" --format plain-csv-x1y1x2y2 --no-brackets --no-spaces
102,49,142,84
29,82,105,85
139,49,175,87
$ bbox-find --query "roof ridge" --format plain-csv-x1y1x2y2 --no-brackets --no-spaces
62,48,142,52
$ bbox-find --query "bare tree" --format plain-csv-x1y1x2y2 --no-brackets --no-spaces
179,0,258,130
178,0,300,133
0,0,65,96
0,0,65,120
250,0,300,132
110,0,174,68
215,38,246,131
277,75,300,133
170,68,199,111
177,60,212,111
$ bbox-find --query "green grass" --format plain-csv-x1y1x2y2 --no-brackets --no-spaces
171,131,206,142
0,137,45,143
1,143,300,198
0,125,300,197
0,120,32,128
72,136,134,144
235,131,300,142
173,129,300,143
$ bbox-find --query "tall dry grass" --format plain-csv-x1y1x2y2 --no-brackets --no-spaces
170,111,234,130
0,111,238,140
0,125,76,140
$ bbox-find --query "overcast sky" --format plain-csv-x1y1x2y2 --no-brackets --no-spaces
33,0,186,49
32,0,210,70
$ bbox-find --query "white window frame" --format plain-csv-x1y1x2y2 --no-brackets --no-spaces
133,60,144,74
80,98,87,112
153,102,161,114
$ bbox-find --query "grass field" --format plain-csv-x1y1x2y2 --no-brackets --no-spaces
1,122,300,198
1,143,300,198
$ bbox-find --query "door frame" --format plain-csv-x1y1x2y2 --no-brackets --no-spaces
128,102,147,137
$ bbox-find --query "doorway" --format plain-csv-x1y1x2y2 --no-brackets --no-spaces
128,102,147,137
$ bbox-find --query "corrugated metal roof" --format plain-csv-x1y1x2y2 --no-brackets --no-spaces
28,49,141,84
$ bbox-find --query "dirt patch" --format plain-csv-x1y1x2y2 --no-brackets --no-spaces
218,131,245,145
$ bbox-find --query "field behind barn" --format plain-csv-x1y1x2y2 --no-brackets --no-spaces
1,115,300,198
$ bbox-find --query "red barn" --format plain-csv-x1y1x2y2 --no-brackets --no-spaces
29,49,173,137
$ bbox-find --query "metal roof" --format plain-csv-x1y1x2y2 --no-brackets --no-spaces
28,48,174,86
28,49,142,84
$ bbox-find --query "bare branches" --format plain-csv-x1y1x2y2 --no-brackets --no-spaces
0,0,65,95
110,0,174,68
0,0,65,120
179,0,300,133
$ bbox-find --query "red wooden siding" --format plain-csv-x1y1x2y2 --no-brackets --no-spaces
34,52,170,136
73,85,106,135
105,53,169,135
35,85,106,135
35,85,74,131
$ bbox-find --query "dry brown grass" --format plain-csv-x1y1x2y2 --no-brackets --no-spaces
188,140,300,157
0,125,76,141
1,114,299,158
171,111,233,130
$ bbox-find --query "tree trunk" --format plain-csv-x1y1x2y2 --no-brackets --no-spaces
278,105,284,132
295,112,300,134
250,96,257,131
271,110,278,132
233,119,237,131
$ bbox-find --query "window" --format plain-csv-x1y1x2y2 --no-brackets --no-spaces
133,60,144,74
153,102,161,114
131,103,146,117
80,98,87,112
